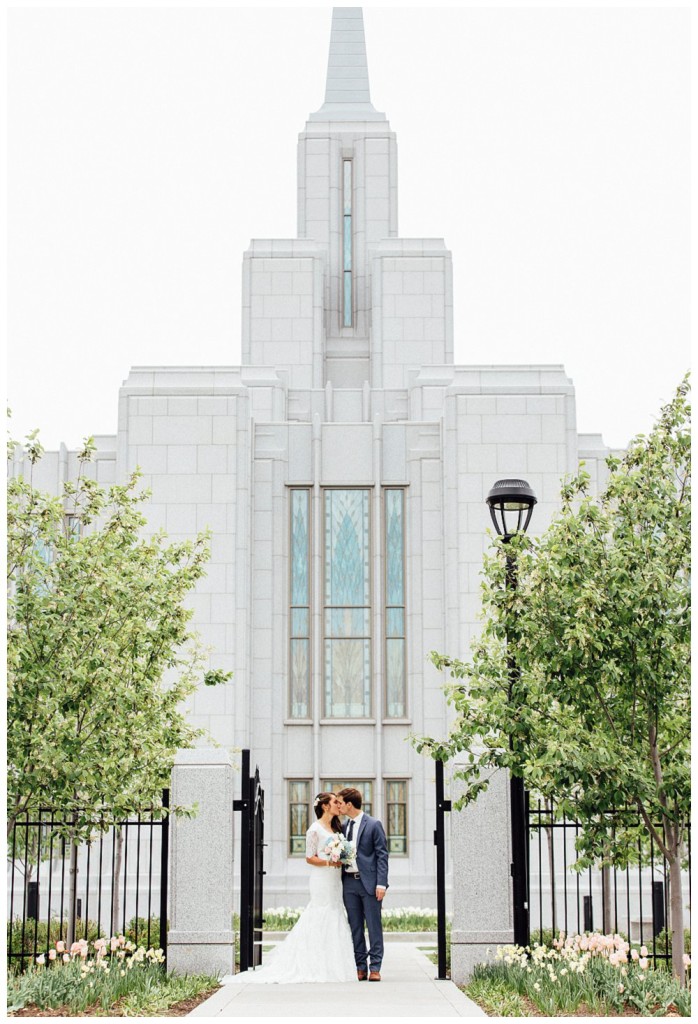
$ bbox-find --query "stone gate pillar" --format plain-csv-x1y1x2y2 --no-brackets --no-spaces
168,748,235,975
450,762,514,983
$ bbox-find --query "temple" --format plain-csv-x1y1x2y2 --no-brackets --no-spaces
13,8,615,905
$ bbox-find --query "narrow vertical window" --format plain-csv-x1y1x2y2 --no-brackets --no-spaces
288,781,311,855
290,489,310,719
384,489,406,718
324,489,371,717
65,515,81,539
385,781,408,854
342,160,353,328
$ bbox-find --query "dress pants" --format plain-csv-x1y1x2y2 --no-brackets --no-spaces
342,873,384,971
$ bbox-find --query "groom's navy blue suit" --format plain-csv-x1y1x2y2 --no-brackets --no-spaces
342,814,389,974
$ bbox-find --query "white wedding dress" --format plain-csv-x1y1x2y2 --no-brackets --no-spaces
233,821,357,984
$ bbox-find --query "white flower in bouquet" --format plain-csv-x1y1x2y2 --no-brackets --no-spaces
324,834,355,866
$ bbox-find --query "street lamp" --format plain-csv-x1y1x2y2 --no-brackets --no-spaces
486,477,537,949
486,478,537,540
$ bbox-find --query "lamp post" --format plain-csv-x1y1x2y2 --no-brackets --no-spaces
486,478,537,949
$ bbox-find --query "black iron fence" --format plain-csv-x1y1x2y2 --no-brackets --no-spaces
528,798,691,967
7,791,169,972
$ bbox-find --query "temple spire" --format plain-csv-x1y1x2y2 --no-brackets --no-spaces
311,7,384,121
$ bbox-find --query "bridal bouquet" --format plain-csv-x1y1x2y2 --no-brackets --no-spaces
324,834,355,867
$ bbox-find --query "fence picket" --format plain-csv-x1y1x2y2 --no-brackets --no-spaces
527,801,691,967
6,792,169,972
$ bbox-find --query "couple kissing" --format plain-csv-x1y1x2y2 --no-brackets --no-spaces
233,786,389,985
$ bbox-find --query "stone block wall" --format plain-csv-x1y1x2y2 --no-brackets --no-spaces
242,242,325,390
371,239,454,389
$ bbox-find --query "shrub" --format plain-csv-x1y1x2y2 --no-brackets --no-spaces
6,914,169,973
7,917,103,971
124,914,163,947
652,928,692,958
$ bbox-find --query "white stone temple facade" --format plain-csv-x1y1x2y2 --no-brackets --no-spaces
16,8,617,907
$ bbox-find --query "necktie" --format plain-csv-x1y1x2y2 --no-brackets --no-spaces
347,820,355,842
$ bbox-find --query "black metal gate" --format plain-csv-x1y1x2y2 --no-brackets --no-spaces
434,760,451,980
234,749,265,972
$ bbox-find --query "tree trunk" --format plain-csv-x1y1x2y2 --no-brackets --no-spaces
111,827,124,936
667,829,685,985
23,860,35,919
66,839,79,945
601,862,612,934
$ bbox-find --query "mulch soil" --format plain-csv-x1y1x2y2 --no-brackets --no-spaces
8,985,221,1017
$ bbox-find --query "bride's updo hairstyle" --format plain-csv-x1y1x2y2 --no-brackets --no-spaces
314,792,342,834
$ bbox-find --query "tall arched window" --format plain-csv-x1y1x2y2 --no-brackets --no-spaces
324,489,370,717
289,489,310,718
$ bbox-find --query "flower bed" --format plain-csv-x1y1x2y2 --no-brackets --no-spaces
466,933,691,1017
263,905,440,932
7,936,218,1017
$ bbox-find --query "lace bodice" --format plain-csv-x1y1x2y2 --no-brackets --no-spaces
305,821,335,859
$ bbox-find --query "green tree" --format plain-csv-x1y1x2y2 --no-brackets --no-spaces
7,432,230,941
415,378,690,983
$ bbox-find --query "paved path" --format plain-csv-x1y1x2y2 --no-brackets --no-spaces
189,942,485,1018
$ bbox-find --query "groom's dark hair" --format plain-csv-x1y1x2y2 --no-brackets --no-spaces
338,787,362,810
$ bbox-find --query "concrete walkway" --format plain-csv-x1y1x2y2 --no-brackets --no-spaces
189,942,485,1018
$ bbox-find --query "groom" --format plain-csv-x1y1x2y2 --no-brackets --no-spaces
336,787,389,982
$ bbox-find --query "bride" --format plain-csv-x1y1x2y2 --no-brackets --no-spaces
235,792,357,984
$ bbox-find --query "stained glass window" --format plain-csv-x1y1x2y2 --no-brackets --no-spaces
324,490,371,717
288,780,311,855
290,490,310,718
322,780,373,817
343,160,352,328
385,780,407,854
384,489,406,717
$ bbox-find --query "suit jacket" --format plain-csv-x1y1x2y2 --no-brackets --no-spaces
342,814,389,896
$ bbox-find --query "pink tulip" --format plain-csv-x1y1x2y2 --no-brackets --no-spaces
639,957,649,970
48,949,57,961
56,941,65,953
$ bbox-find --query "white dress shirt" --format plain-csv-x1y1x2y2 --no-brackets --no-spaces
345,811,386,890
344,811,363,873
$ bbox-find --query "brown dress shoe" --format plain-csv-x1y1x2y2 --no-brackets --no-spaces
357,969,368,981
368,971,381,982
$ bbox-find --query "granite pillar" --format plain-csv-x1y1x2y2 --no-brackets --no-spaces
450,762,514,983
167,748,235,976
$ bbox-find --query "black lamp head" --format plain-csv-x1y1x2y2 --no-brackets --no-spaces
486,478,537,539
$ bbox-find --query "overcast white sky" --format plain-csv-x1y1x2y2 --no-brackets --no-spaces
7,2,690,451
